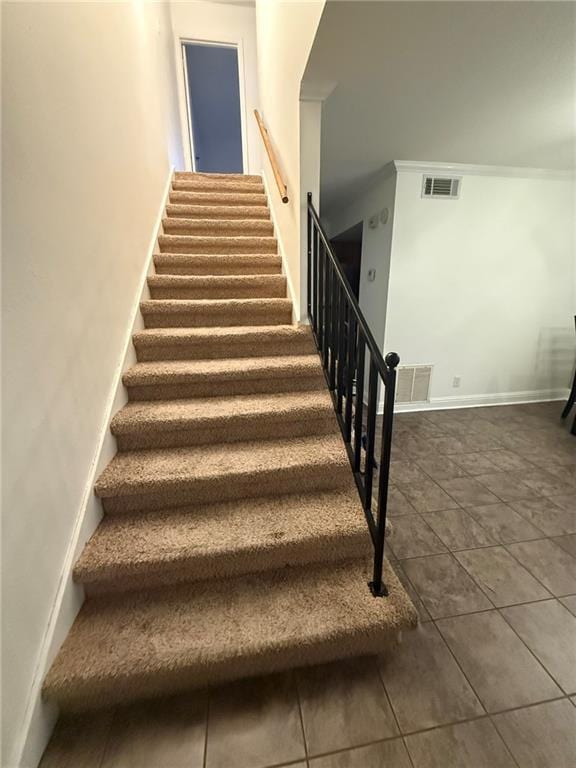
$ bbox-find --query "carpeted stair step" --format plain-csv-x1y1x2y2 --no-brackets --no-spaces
110,390,336,450
140,298,292,328
44,557,417,711
170,190,268,207
123,355,325,400
154,253,282,276
147,274,286,300
94,433,350,514
158,234,277,254
74,487,369,594
166,204,270,220
173,172,262,183
162,218,274,237
132,325,315,362
172,178,265,194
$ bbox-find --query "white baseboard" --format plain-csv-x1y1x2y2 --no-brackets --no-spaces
393,388,569,414
260,165,300,323
14,166,174,768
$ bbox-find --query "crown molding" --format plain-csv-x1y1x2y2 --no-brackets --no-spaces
393,160,574,181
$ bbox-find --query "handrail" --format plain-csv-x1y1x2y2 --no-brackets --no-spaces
307,192,399,597
254,109,289,204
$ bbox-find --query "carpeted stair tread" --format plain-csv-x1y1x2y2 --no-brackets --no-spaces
74,487,369,593
123,354,323,387
147,274,286,300
170,191,268,207
94,433,349,499
132,325,315,361
166,204,270,220
111,390,333,436
153,253,282,276
162,218,274,236
44,557,417,710
172,178,265,194
173,172,262,183
140,298,293,328
158,234,277,254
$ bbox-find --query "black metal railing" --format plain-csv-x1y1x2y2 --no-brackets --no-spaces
307,193,399,597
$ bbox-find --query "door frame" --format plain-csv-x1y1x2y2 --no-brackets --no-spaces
177,37,249,173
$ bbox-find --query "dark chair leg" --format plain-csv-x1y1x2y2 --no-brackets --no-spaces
561,370,576,419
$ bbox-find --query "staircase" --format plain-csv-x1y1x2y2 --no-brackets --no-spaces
43,172,417,712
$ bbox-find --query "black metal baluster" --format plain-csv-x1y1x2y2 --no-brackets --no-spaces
312,223,318,337
370,352,400,597
336,285,346,414
364,359,378,513
307,195,312,325
324,256,332,373
344,314,356,443
317,232,324,353
353,336,365,472
329,266,338,391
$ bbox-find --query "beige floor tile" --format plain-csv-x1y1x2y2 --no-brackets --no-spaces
297,657,398,756
474,472,537,502
478,450,535,472
205,673,305,768
506,539,576,596
550,494,576,513
308,737,412,768
436,477,500,506
39,711,114,768
451,452,505,476
552,533,576,558
454,546,551,606
492,699,576,768
510,498,576,536
467,503,544,543
560,594,576,616
511,469,576,498
390,560,432,622
396,479,459,514
102,695,206,768
436,611,561,712
423,508,496,550
405,718,516,768
414,455,468,481
378,622,483,733
390,460,430,486
501,600,576,694
388,515,448,559
403,554,492,618
387,486,418,516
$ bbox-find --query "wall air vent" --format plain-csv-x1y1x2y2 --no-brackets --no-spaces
422,175,461,199
395,365,433,404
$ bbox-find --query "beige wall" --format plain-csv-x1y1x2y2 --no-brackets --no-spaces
255,0,325,319
1,2,182,764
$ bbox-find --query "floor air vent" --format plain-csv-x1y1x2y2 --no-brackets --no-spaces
396,365,433,403
422,176,461,199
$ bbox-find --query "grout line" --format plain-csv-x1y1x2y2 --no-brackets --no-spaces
293,671,310,767
96,706,118,768
202,694,210,768
374,655,418,768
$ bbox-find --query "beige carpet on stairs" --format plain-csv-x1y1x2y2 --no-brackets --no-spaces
43,170,417,712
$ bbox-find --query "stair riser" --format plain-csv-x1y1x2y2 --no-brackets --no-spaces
126,376,325,402
48,617,400,712
79,533,370,596
100,462,350,514
142,308,293,329
166,205,270,220
115,416,335,451
148,284,286,300
173,172,262,183
154,257,282,276
158,236,277,254
134,339,316,362
163,220,274,237
172,180,265,194
170,192,268,207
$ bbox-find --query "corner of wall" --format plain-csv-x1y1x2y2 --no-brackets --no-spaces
14,167,175,768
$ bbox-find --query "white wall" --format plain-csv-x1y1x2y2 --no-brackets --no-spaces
170,0,261,175
2,3,182,765
255,0,325,320
327,167,397,353
386,167,575,408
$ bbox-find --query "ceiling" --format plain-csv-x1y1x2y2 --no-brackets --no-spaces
303,1,576,211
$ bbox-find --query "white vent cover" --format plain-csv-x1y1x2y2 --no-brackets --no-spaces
422,175,461,199
395,365,433,403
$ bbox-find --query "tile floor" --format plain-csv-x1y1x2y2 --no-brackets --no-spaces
40,402,576,768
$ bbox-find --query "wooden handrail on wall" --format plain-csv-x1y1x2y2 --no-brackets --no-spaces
254,109,289,204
